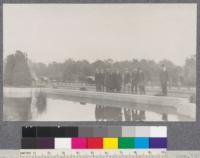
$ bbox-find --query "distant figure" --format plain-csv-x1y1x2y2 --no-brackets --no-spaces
95,69,101,91
138,69,145,95
123,69,131,93
99,69,105,91
159,64,169,96
131,68,139,94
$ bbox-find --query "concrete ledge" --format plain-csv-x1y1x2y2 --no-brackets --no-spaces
45,88,195,119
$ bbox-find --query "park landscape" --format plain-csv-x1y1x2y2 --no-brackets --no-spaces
3,50,196,121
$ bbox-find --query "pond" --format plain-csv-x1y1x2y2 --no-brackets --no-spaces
3,91,193,121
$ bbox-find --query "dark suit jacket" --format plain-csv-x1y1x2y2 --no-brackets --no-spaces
159,70,169,84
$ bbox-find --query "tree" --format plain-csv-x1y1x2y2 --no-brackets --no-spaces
4,50,32,87
183,55,196,87
31,62,48,78
47,62,63,81
4,54,15,85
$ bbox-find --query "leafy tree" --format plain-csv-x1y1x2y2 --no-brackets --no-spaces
4,50,32,87
183,55,196,87
4,54,15,85
47,62,63,81
31,62,48,78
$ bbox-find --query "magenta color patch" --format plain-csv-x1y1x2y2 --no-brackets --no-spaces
71,138,87,149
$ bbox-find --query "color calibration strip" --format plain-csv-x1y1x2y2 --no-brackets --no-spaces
21,126,167,149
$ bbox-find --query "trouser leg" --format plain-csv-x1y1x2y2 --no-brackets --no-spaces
131,83,133,93
135,84,138,94
143,86,146,94
96,83,98,91
161,83,167,96
164,84,167,96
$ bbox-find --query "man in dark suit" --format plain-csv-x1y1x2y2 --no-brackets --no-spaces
159,64,169,96
111,69,117,92
131,68,139,94
104,69,111,92
138,68,145,95
95,69,101,91
99,69,105,91
123,69,131,93
116,69,122,93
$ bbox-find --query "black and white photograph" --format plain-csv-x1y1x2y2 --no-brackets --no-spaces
3,4,196,121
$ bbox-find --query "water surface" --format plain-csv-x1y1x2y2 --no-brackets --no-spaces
4,92,191,121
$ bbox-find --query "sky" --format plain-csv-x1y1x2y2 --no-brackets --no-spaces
3,4,197,66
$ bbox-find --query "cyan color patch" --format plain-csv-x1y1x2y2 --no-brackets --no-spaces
134,137,149,149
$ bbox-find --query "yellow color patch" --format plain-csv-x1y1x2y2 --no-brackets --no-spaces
103,138,118,149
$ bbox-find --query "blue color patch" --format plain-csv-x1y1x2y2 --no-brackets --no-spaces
134,137,149,149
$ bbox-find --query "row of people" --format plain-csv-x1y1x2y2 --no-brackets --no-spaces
95,68,145,94
95,64,169,96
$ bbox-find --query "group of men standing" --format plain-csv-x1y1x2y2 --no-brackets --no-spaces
95,64,169,96
95,69,122,93
95,67,146,94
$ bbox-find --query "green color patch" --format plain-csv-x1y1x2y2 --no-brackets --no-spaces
118,137,134,149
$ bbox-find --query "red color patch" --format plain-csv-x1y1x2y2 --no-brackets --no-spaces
87,137,103,149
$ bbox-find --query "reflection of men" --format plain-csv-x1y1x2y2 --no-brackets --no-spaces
95,105,122,121
162,113,168,121
124,108,132,121
159,64,169,96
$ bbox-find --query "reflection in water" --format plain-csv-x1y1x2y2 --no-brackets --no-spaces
35,92,47,114
4,92,191,121
95,106,147,121
80,102,87,105
124,109,131,121
162,113,168,121
35,98,95,121
128,108,143,121
95,105,122,121
4,97,32,121
4,92,47,121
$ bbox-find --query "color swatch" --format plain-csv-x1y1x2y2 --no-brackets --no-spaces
103,138,118,149
135,137,149,149
118,137,134,149
72,138,87,149
87,137,103,149
21,126,167,149
54,138,71,149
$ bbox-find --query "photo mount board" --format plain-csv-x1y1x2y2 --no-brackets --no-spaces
0,0,199,150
